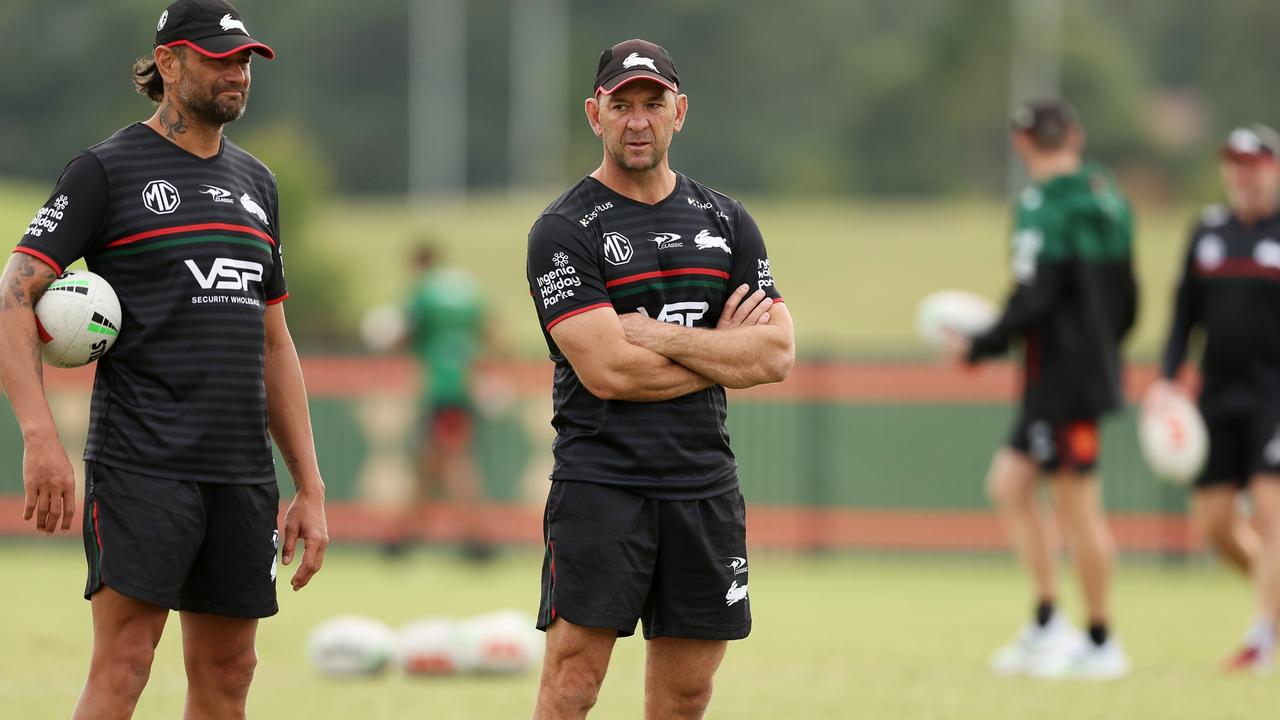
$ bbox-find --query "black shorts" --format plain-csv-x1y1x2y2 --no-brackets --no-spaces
1197,408,1280,489
537,480,751,641
83,462,281,618
1007,414,1101,473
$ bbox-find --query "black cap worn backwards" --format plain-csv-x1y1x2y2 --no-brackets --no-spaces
154,0,274,60
594,39,679,95
1222,124,1280,162
1011,99,1079,148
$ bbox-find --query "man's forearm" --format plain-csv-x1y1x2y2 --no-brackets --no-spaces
626,321,792,389
264,339,323,495
0,255,60,443
591,342,714,402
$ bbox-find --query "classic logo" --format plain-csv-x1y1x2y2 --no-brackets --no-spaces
725,556,748,575
199,185,235,204
220,13,247,33
239,193,269,226
1196,234,1226,271
185,258,264,291
695,229,731,253
646,232,683,250
623,52,658,72
142,180,181,215
638,301,709,327
603,232,633,266
725,580,749,607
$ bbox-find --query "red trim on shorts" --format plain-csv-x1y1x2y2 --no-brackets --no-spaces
108,223,274,248
545,302,613,331
549,540,558,621
12,247,63,274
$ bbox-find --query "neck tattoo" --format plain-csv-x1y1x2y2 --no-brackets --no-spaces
158,100,188,140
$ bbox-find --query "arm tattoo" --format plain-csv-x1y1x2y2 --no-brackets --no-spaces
158,99,188,140
0,254,57,311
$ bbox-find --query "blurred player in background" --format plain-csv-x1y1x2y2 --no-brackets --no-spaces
950,100,1138,679
525,39,794,719
384,243,492,560
1155,124,1280,673
0,2,328,717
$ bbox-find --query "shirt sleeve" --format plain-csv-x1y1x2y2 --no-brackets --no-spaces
14,153,109,274
526,214,611,330
729,203,783,301
1160,230,1201,379
968,207,1068,362
264,178,288,304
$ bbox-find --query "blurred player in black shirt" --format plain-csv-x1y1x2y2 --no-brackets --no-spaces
525,39,794,719
1156,124,1280,673
0,2,327,716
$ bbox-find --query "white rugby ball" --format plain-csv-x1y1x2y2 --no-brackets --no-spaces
307,615,395,676
916,290,998,349
34,270,122,368
455,610,541,674
395,618,465,676
1139,385,1209,485
358,303,407,352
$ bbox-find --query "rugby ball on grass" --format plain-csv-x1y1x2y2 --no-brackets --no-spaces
395,618,465,676
1139,385,1208,485
455,610,541,674
307,615,395,676
916,290,997,350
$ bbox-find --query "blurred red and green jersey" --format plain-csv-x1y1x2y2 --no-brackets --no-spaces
405,267,485,409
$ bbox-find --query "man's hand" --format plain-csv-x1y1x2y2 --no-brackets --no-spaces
717,284,773,329
281,488,328,591
941,328,972,365
22,436,76,534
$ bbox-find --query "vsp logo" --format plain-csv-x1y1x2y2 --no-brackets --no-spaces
638,301,709,327
185,258,264,291
142,180,181,215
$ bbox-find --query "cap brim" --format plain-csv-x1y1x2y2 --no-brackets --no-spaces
166,35,275,60
596,71,677,95
1222,147,1276,163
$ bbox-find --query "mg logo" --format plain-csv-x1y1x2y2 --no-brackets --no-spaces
638,301,709,327
185,258,264,291
603,232,633,266
142,180,181,215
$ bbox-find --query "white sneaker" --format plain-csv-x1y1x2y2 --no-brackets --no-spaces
989,614,1083,676
1030,638,1131,680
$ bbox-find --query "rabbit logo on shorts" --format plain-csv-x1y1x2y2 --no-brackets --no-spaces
270,530,280,583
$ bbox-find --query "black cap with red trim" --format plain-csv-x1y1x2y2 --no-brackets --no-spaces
154,0,274,60
594,39,679,95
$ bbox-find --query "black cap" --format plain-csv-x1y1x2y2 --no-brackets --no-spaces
1011,99,1079,148
1222,124,1280,162
594,39,679,95
154,0,274,60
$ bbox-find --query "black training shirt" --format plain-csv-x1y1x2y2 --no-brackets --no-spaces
15,123,286,483
525,174,782,500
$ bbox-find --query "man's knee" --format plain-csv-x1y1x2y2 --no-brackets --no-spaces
93,624,160,691
188,646,258,695
987,453,1037,508
662,677,714,716
544,651,608,711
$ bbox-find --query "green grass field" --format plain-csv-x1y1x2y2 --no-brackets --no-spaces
3,178,1194,359
1,542,1273,719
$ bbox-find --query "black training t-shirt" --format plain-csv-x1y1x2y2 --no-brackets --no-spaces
1161,204,1280,419
15,123,286,483
525,174,782,500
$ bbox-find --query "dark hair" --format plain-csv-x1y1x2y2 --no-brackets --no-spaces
132,46,185,103
132,56,164,103
1011,99,1079,151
